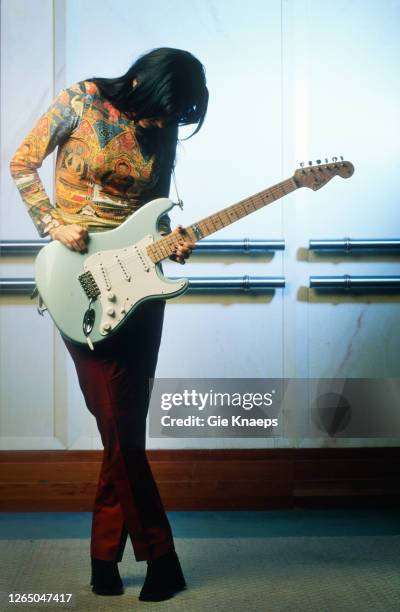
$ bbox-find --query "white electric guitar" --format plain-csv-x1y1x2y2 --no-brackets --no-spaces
35,159,354,349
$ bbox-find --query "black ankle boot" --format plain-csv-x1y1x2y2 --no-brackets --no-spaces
139,550,186,602
90,557,124,596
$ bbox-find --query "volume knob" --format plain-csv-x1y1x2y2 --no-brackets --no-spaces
102,322,111,333
106,308,115,316
107,292,116,301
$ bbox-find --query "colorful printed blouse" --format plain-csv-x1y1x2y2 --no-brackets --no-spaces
9,80,176,237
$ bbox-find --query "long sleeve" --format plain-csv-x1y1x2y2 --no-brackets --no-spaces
9,82,87,237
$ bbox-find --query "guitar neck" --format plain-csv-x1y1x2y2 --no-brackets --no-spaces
147,176,299,263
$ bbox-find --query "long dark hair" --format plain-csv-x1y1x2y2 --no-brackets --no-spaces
87,47,208,138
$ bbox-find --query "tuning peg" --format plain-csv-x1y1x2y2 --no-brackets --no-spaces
340,155,344,161
300,162,305,167
308,161,312,165
316,159,321,164
332,156,338,162
325,158,329,164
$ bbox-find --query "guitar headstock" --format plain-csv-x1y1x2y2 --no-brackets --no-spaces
294,157,354,190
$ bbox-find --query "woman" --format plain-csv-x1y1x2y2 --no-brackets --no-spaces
10,47,208,602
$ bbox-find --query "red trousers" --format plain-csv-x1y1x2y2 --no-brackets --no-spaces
62,299,175,562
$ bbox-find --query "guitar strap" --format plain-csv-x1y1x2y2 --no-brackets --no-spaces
172,169,184,209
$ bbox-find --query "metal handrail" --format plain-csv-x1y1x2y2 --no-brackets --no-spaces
0,238,284,256
309,238,400,251
0,276,285,295
310,275,400,289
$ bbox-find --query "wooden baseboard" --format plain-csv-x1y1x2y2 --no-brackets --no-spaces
0,448,399,511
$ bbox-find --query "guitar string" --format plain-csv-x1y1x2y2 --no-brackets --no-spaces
150,177,297,258
89,176,297,278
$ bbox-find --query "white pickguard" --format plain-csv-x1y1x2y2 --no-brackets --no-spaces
85,234,185,336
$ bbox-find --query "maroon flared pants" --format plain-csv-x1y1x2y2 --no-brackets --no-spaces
62,299,175,562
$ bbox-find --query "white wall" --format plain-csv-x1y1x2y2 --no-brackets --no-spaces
1,0,399,450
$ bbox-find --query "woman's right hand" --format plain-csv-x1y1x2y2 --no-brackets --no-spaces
49,224,89,252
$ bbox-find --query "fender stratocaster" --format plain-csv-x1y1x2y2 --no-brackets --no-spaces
35,159,354,348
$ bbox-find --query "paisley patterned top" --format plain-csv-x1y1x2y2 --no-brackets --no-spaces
9,80,176,237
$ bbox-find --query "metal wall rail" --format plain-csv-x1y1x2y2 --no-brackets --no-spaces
194,239,284,252
309,238,400,251
0,276,285,295
310,275,400,289
180,276,285,290
0,279,36,293
0,240,49,255
0,239,284,256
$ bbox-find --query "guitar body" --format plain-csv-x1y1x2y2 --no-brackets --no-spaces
35,197,188,346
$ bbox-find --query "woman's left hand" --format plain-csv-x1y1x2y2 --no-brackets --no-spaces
169,224,195,264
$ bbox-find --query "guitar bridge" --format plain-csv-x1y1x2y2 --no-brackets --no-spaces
78,271,101,299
